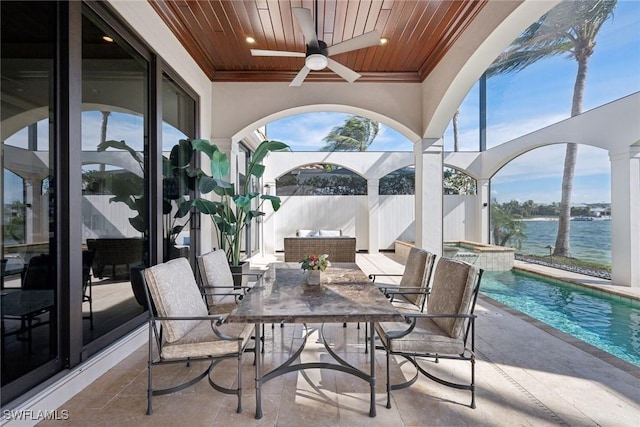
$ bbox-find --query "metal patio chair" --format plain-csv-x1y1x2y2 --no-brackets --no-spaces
362,247,435,351
142,257,254,415
370,247,436,313
375,257,483,409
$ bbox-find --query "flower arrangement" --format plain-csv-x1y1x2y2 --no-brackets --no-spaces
300,254,330,272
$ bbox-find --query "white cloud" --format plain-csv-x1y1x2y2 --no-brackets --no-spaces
493,144,610,184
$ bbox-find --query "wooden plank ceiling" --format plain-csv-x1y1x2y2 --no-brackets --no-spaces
149,0,487,83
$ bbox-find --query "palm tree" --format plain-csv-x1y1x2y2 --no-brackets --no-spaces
452,109,460,152
486,0,617,257
320,115,379,152
491,200,527,248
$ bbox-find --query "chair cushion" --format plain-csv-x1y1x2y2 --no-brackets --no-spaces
161,320,254,360
197,250,234,307
375,317,465,355
144,258,208,343
426,258,478,338
399,247,430,306
296,229,318,237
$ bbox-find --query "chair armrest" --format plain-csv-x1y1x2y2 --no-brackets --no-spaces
200,284,252,291
152,314,226,322
369,273,403,282
384,286,426,293
232,272,265,279
380,286,429,301
404,313,476,319
150,314,248,340
381,312,476,339
200,284,253,296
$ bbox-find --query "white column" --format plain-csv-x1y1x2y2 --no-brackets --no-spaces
367,179,380,254
262,180,277,256
414,138,443,256
477,179,491,244
609,148,640,287
199,137,233,252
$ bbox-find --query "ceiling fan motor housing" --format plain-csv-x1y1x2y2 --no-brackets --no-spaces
306,40,328,56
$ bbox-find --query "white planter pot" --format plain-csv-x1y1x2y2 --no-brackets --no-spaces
306,270,321,285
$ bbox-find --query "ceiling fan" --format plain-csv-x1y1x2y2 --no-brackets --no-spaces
251,7,380,87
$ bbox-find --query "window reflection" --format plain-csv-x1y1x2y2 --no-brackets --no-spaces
80,15,148,344
1,0,57,388
161,75,195,260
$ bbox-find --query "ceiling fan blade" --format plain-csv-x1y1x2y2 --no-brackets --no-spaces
251,49,305,57
326,30,381,56
327,58,361,83
289,66,311,87
292,7,319,49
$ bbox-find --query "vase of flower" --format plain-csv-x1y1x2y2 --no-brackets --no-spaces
300,253,330,286
306,269,322,285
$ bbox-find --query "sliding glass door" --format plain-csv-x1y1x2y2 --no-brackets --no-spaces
1,0,60,395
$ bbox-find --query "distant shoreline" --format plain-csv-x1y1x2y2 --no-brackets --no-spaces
521,217,611,222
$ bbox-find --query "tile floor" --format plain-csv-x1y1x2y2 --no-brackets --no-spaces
32,254,640,426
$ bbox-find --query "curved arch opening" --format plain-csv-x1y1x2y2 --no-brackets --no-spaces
276,163,367,196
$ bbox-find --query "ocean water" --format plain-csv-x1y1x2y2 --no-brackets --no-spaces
514,219,611,265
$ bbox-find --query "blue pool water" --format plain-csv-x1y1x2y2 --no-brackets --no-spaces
481,270,640,367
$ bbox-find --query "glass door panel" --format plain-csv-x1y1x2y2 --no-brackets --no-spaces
161,74,195,261
81,15,148,344
1,0,58,391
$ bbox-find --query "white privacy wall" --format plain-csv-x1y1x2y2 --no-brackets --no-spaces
274,195,416,252
379,195,415,249
443,195,479,241
275,196,367,251
273,193,476,251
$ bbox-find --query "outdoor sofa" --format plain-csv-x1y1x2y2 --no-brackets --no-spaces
283,229,356,262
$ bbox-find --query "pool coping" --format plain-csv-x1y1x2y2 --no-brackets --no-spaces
514,260,640,303
479,261,640,378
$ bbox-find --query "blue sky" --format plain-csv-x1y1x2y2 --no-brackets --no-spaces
265,1,640,205
4,2,638,206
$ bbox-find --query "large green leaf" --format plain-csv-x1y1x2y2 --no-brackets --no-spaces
213,182,234,197
252,140,288,164
176,199,192,218
235,192,257,210
191,139,217,159
245,210,265,224
250,163,265,179
191,198,217,215
162,199,172,215
210,149,229,180
170,139,193,169
199,176,218,194
129,214,146,233
247,140,288,179
262,194,282,211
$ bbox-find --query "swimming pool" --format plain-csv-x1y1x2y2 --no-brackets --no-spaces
480,270,640,367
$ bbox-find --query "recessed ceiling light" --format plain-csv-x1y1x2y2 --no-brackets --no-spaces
102,36,114,43
246,36,256,44
380,38,389,45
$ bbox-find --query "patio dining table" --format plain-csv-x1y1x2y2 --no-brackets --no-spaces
226,262,404,419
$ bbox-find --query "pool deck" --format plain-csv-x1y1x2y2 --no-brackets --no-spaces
20,253,640,426
514,259,640,302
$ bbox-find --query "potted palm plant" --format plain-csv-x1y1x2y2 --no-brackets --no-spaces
190,139,288,281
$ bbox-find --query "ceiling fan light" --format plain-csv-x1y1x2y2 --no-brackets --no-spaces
306,53,328,71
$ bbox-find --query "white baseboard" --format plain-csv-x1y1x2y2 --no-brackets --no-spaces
2,325,148,427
